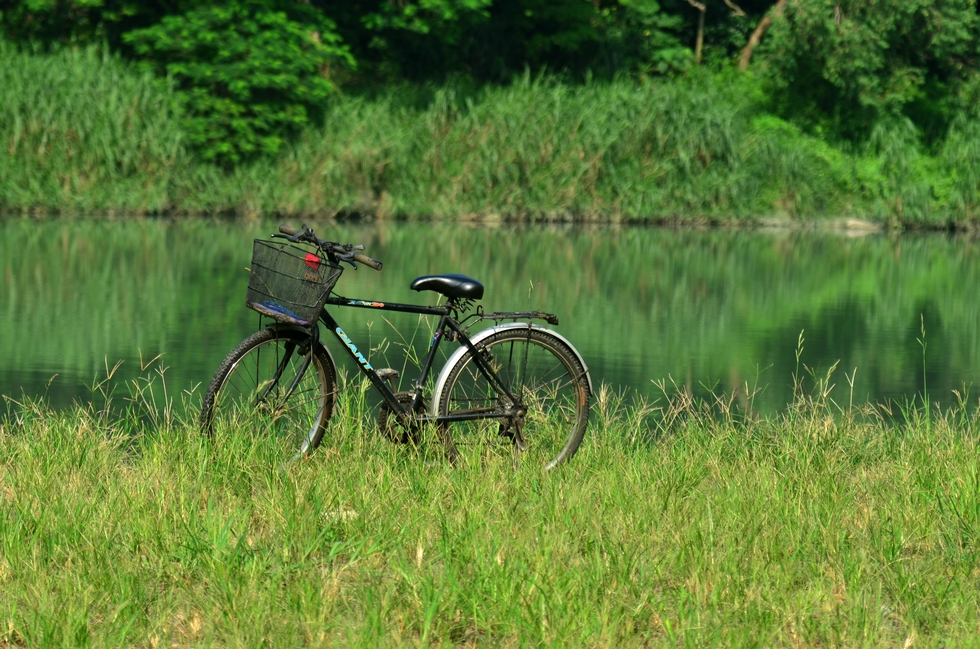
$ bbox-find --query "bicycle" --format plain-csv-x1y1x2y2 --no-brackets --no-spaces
199,224,592,470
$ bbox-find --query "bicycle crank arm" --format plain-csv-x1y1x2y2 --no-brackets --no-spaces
499,411,527,451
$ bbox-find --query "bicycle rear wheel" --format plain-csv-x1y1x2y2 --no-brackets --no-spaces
435,327,590,470
200,327,337,459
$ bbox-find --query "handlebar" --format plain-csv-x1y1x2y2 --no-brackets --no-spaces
277,224,383,271
352,253,382,270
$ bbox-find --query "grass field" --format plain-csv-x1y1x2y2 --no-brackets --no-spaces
3,366,980,647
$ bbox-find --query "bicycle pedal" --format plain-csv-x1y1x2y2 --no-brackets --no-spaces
498,428,528,451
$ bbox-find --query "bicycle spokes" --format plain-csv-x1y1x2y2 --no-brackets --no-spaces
436,328,590,470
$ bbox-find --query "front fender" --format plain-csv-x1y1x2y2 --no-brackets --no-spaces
430,322,592,417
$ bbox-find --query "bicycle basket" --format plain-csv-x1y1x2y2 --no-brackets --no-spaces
245,240,343,326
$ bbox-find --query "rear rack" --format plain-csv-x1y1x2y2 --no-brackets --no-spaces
479,310,559,326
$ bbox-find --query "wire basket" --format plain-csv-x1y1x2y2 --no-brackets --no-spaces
245,240,343,326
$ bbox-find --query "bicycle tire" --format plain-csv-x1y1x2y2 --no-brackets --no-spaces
200,327,337,459
435,327,590,470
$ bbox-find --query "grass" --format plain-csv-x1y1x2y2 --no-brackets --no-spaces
4,42,980,225
0,42,184,215
4,363,980,647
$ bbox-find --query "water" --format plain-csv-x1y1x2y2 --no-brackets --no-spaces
3,218,980,415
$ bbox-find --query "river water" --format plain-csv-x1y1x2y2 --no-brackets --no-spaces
3,218,980,416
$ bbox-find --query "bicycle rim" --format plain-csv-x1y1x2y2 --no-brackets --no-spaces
203,330,334,458
438,329,590,470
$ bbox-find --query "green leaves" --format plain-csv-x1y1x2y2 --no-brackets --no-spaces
125,2,353,165
4,0,980,169
361,0,493,36
764,0,980,140
612,0,690,74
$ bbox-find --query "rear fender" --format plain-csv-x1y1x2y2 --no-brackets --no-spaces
431,322,592,417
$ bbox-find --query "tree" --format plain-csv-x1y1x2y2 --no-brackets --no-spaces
615,0,691,74
319,0,695,82
317,0,492,81
125,1,352,165
763,0,980,140
0,0,190,48
682,0,748,64
738,0,784,70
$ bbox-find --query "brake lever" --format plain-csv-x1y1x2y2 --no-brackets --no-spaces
271,232,305,243
331,244,362,269
339,255,359,270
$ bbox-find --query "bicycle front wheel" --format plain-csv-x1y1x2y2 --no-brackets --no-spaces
200,327,337,459
435,327,591,470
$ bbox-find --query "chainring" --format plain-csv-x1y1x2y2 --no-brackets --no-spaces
378,391,426,444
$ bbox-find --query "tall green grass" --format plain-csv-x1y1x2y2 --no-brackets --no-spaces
0,42,185,214
4,367,980,646
3,43,980,224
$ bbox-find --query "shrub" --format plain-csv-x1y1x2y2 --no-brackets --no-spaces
125,1,352,166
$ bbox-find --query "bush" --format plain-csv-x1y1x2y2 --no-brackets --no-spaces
125,1,351,166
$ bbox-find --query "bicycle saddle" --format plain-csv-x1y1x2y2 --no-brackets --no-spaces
410,274,484,300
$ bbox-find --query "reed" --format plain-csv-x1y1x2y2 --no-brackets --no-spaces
5,43,980,225
940,112,980,221
0,41,185,214
3,365,980,647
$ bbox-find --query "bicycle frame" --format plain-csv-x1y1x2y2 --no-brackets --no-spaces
317,295,522,426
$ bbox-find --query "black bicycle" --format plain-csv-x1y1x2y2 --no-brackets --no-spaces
200,224,592,469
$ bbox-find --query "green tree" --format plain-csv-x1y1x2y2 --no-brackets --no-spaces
0,0,182,47
318,0,491,81
604,0,691,74
320,0,697,82
763,0,980,141
125,1,352,165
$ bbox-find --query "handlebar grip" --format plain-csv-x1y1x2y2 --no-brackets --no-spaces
279,224,299,236
353,253,383,270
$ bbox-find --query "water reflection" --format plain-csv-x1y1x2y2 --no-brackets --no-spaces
2,219,979,415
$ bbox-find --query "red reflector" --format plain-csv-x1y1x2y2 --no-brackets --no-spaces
304,253,321,270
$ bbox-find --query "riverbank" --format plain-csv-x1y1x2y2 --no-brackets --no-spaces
4,43,980,227
3,381,979,646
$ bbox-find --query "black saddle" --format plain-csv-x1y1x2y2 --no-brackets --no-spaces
410,274,484,300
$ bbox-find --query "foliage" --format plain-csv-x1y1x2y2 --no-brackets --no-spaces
763,0,980,141
0,0,189,48
317,0,719,83
939,105,980,217
0,41,184,213
4,3,980,211
7,44,980,224
597,0,693,75
321,0,494,82
1,0,121,43
0,0,769,83
8,0,978,170
359,0,493,35
124,2,351,165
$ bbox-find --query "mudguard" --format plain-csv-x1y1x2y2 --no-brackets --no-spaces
430,322,593,418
